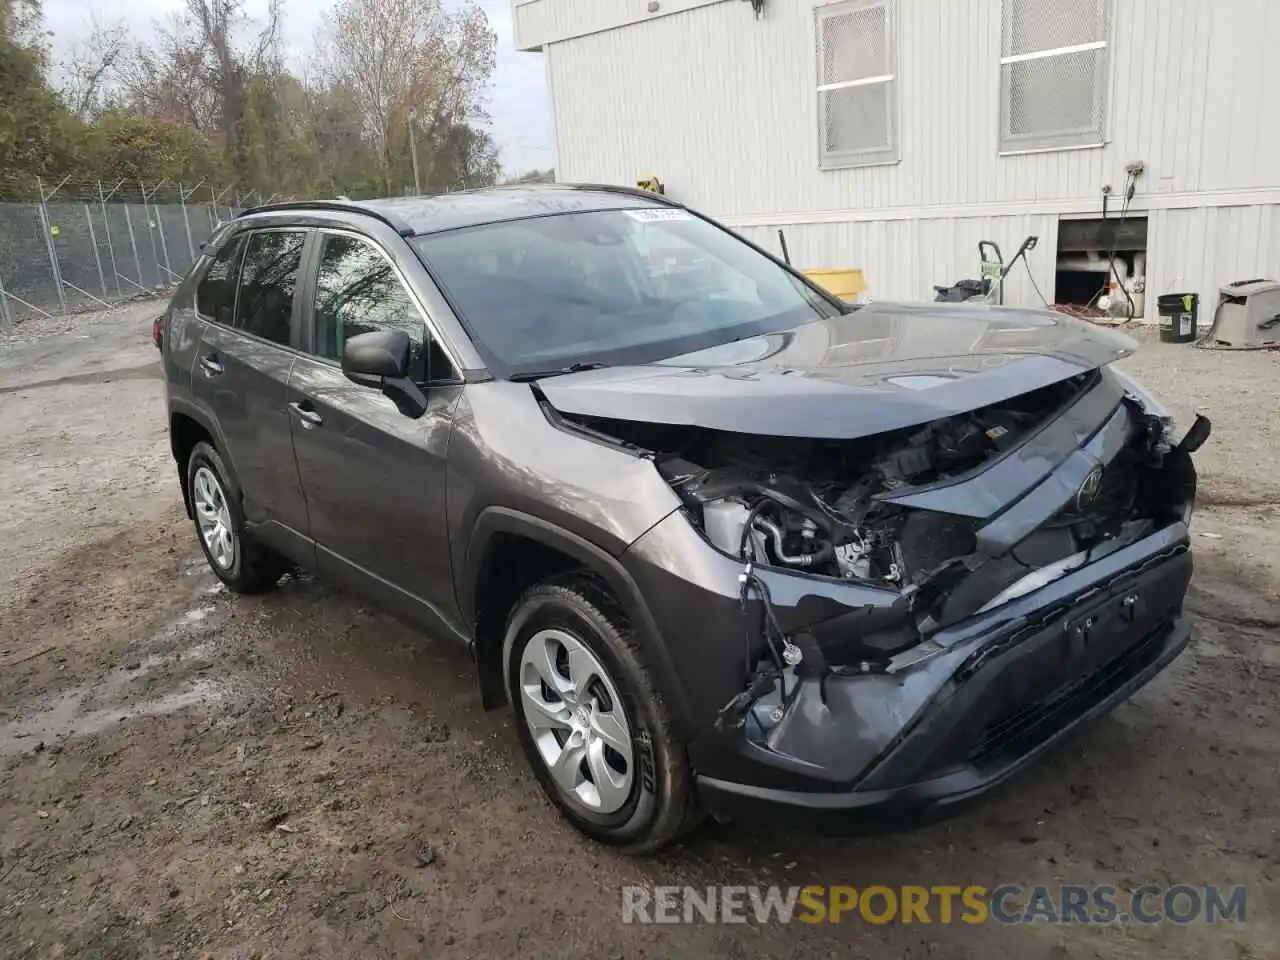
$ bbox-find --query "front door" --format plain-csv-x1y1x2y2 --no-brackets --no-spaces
287,230,463,636
190,228,311,559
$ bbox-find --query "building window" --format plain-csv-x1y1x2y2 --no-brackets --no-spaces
816,0,897,169
1000,0,1111,152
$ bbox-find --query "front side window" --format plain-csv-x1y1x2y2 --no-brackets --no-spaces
234,231,307,347
195,233,247,326
312,234,452,383
412,208,843,377
1000,0,1111,152
815,0,898,168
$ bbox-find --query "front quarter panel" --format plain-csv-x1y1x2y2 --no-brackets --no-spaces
448,381,682,610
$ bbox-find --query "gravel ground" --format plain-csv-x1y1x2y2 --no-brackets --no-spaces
0,303,1277,959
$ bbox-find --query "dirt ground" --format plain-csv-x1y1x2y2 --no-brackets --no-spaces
1,301,1277,959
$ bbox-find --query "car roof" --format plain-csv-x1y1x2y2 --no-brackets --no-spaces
239,183,681,238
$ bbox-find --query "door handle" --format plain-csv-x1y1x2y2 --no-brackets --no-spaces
289,401,323,428
198,353,224,377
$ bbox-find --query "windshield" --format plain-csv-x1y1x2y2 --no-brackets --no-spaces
411,208,845,376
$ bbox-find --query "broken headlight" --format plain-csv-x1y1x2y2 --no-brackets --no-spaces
1109,366,1176,452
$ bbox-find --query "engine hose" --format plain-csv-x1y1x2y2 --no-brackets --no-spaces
739,500,770,562
739,569,791,700
752,517,835,567
739,573,784,673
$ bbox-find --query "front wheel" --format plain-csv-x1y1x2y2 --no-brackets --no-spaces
505,577,700,853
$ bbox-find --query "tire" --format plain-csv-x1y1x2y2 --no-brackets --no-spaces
504,576,701,853
186,441,284,594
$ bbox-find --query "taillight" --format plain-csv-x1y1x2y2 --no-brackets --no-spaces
152,316,163,350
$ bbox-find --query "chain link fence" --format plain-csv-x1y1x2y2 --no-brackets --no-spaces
0,175,269,327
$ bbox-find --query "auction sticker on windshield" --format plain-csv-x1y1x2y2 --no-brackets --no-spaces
624,209,694,222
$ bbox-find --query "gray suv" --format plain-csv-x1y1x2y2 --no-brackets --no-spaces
160,185,1209,852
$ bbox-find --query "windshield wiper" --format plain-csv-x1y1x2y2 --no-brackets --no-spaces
509,362,611,382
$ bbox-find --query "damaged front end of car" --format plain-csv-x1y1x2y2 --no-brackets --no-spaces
550,363,1211,828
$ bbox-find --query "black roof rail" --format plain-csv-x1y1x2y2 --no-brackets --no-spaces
238,200,415,236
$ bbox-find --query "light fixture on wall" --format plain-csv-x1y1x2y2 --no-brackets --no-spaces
740,0,765,18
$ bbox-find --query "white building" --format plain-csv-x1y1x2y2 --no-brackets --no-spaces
514,0,1280,316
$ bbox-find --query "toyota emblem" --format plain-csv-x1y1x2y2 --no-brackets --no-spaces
1076,464,1104,512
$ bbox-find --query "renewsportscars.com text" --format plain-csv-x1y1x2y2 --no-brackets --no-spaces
621,884,1247,926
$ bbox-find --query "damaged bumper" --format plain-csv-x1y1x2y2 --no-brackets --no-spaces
623,504,1194,831
703,525,1191,830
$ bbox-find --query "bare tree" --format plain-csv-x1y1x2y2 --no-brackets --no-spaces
30,0,498,196
60,17,128,118
507,168,556,185
0,0,43,46
185,0,280,176
116,0,280,182
115,15,220,131
323,0,495,193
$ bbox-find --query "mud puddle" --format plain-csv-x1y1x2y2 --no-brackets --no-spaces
0,597,236,755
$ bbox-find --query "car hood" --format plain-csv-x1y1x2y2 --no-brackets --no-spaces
536,301,1138,439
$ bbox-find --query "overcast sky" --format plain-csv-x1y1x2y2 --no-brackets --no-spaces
42,0,557,175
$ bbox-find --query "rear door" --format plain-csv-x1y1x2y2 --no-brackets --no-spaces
287,229,463,634
191,228,313,561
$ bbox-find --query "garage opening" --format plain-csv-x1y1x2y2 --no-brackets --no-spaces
1055,216,1148,319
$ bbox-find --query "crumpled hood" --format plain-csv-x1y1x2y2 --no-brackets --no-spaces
536,301,1138,439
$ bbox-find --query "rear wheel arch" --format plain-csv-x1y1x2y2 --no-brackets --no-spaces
169,405,240,515
185,440,285,593
464,508,690,733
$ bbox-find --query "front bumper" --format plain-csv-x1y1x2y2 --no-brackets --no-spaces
697,611,1190,832
622,513,1193,831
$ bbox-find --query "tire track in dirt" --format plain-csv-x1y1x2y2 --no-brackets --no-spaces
0,361,160,396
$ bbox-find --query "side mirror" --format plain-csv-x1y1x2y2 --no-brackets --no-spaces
342,329,410,381
340,328,428,419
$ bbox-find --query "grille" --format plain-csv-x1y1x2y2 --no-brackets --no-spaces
966,617,1172,766
1050,456,1141,539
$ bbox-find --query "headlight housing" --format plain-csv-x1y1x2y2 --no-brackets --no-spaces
1109,365,1176,447
1105,363,1172,427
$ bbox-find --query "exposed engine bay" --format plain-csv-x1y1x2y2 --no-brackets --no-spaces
554,369,1200,639
546,365,1208,733
649,373,1120,585
656,398,1041,586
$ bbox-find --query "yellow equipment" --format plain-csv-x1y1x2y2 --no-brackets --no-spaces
802,268,867,302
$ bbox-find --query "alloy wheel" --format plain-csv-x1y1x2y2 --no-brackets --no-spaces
192,465,236,571
518,628,634,814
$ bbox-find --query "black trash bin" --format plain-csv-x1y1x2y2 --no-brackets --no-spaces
1157,293,1199,343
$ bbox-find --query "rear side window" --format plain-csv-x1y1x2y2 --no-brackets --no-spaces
195,234,247,326
234,231,307,347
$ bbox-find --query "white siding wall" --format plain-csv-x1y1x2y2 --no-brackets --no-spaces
1144,204,1280,315
533,0,1280,306
734,204,1280,316
735,214,1060,306
515,0,723,49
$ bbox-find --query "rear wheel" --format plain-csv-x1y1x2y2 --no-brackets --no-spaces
186,441,284,593
505,577,700,853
